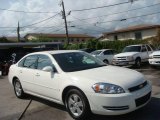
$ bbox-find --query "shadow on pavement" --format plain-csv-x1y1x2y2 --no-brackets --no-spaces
26,96,160,120
28,95,66,111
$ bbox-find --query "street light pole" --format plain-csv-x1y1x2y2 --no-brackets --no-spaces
61,0,69,45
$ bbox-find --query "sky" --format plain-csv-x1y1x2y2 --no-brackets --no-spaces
0,0,160,37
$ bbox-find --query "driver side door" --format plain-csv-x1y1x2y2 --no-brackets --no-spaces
33,54,60,100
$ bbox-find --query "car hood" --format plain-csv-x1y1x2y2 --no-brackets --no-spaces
68,66,145,89
151,51,160,56
115,52,139,57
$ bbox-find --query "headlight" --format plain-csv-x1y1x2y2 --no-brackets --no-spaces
92,83,125,94
127,56,134,61
149,55,153,59
113,56,117,60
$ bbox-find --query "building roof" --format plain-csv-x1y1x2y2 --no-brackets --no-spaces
24,33,95,38
103,24,160,35
0,42,62,48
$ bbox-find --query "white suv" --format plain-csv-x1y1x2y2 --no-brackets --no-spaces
8,50,152,120
149,51,160,66
113,44,154,67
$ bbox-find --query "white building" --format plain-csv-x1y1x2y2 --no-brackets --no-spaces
102,25,160,41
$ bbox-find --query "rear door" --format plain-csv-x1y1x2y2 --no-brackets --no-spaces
146,45,153,55
103,50,114,64
141,45,148,62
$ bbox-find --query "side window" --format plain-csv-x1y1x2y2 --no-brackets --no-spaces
149,44,156,51
103,50,113,55
37,55,53,70
141,46,147,52
18,58,26,67
23,55,37,69
146,45,151,51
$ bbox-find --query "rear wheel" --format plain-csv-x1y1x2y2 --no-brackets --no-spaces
65,89,91,120
13,79,25,99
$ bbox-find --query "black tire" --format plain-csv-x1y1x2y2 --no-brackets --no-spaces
103,59,109,64
150,65,157,69
65,89,91,120
13,79,25,99
135,58,141,68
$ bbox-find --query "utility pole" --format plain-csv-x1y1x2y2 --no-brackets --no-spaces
61,0,69,45
17,21,20,42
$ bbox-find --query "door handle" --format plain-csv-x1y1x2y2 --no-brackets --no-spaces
36,73,40,77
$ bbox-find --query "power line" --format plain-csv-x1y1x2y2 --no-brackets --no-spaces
0,8,59,14
70,2,160,21
21,13,60,28
70,26,104,33
71,0,140,12
70,15,107,31
99,10,160,24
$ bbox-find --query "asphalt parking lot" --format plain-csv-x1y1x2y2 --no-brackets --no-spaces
0,65,160,120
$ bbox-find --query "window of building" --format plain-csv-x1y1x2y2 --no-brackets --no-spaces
77,38,79,42
135,32,142,40
70,38,74,42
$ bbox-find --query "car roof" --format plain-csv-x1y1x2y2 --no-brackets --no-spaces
95,49,113,51
28,50,82,56
126,44,147,47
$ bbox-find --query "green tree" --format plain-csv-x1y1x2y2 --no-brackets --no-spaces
86,39,98,49
96,42,102,50
0,37,9,43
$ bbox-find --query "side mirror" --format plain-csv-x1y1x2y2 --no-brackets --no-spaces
42,66,53,72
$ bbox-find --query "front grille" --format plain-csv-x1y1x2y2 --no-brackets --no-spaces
117,57,127,61
135,92,151,107
153,55,160,59
128,81,148,92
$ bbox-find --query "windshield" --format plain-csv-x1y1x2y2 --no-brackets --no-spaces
122,46,141,52
52,52,106,72
91,50,102,55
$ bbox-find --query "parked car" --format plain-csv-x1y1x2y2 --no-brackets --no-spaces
8,50,152,120
149,51,160,67
79,48,96,53
112,44,154,67
91,49,115,64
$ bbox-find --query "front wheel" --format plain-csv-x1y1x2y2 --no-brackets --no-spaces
135,58,141,68
103,59,109,64
13,79,25,99
65,89,91,120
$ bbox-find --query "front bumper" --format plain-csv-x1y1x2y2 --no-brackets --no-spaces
112,60,135,66
149,59,160,66
87,82,152,115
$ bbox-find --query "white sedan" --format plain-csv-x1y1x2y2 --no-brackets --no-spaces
91,49,115,64
8,50,152,120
